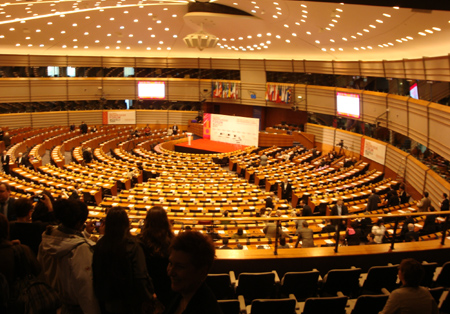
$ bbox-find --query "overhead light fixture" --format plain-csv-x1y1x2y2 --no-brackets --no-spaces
183,23,218,51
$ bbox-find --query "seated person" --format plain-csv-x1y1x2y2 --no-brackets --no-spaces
231,228,246,239
404,223,419,242
218,238,232,250
345,221,362,246
278,237,290,248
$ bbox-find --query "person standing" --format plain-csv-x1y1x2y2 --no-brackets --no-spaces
281,178,292,202
380,258,438,314
172,124,178,135
330,198,349,226
294,221,314,248
260,153,268,167
417,192,431,212
38,199,101,314
0,183,17,221
93,207,155,314
371,219,386,244
440,193,449,212
366,189,380,212
1,150,10,175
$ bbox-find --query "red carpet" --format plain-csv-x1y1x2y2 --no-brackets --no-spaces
175,139,248,154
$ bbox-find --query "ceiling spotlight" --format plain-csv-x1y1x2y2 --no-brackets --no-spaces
183,24,218,51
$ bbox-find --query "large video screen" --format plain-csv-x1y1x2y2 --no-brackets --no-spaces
204,114,259,147
336,92,360,119
138,81,165,99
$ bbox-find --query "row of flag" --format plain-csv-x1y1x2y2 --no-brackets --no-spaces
212,81,239,99
265,84,293,103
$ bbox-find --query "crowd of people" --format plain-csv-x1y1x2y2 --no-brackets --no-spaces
0,193,222,314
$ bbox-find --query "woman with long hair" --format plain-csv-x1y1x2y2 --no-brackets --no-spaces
139,206,174,308
93,207,155,314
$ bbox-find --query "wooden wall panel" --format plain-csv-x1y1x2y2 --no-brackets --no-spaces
304,61,334,75
29,79,67,102
335,129,362,154
423,56,450,82
360,91,388,124
68,111,103,126
405,157,427,196
387,95,408,135
32,112,68,128
167,80,201,102
210,59,240,70
306,86,335,116
239,60,265,71
167,58,200,69
428,103,450,160
102,57,136,67
0,113,32,129
403,58,426,81
292,60,306,73
0,79,30,102
136,110,170,126
240,82,266,107
360,61,385,78
135,58,168,68
102,78,136,99
385,146,407,179
294,84,307,111
333,61,360,76
426,171,450,209
68,78,104,101
265,60,293,72
384,60,405,79
407,99,428,146
29,55,68,67
198,58,211,69
0,55,29,67
67,56,103,67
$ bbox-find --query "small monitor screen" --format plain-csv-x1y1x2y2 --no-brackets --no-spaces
138,81,165,99
409,83,419,99
336,92,360,119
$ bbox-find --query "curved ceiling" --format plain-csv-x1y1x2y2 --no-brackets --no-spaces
0,0,449,61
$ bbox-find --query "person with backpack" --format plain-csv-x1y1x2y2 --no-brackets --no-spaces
38,199,100,314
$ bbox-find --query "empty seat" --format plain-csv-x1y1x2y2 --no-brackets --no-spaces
321,267,361,297
360,264,399,294
206,273,236,300
247,296,297,314
421,261,438,287
349,294,389,314
435,261,450,288
279,270,320,301
300,295,348,314
218,297,246,314
234,271,279,304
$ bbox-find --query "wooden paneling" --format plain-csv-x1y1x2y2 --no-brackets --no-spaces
405,157,428,196
423,56,450,82
167,58,200,69
67,56,103,67
210,59,240,70
32,112,68,128
333,61,360,76
265,60,293,72
136,110,170,126
167,79,201,102
135,57,168,68
0,113,32,129
68,111,103,126
387,95,408,135
102,78,136,100
292,60,306,73
68,78,104,101
306,86,335,116
407,99,429,146
385,145,406,179
102,57,136,67
361,91,388,124
360,61,385,78
0,55,29,67
428,103,450,160
384,60,405,79
29,79,67,102
239,59,265,71
335,129,362,154
403,58,426,80
29,55,68,67
304,60,334,75
0,78,30,102
426,170,450,209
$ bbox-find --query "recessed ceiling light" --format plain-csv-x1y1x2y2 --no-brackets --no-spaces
134,19,138,22
120,26,124,29
292,33,297,36
425,29,433,34
406,36,413,40
388,42,394,46
73,39,78,42
330,48,335,51
124,11,128,14
156,20,161,24
85,16,90,19
321,48,326,51
376,19,383,23
110,18,114,21
62,45,67,48
306,31,311,35
107,34,111,36
105,46,110,49
151,34,155,38
95,40,99,43
295,22,300,25
354,47,359,50
357,32,362,36
325,27,331,31
368,46,372,49
25,37,30,40
418,32,426,36
342,37,347,41
285,39,290,43
148,27,152,30
9,28,14,31
159,41,163,44
383,13,391,17
96,25,101,28
84,46,88,49
173,35,177,38
393,6,399,9
275,35,280,38
84,32,89,35
432,27,441,31
330,39,335,42
396,39,402,43
172,14,177,17
247,35,252,39
351,35,356,39
369,25,376,28
61,31,65,34
40,44,44,47
36,29,41,32
363,29,369,32
284,24,289,28
50,38,54,41
315,40,320,44
339,48,343,51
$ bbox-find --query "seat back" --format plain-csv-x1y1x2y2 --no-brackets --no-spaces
421,262,438,287
236,272,276,303
302,296,348,314
322,268,361,297
429,287,445,304
280,270,320,301
250,298,296,314
351,294,389,314
362,265,398,294
218,299,241,314
206,273,234,300
436,261,450,288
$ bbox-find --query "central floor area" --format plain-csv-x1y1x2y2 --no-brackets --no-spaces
175,139,249,154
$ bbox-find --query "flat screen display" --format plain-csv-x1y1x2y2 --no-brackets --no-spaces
336,92,360,119
409,83,419,99
138,81,165,99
